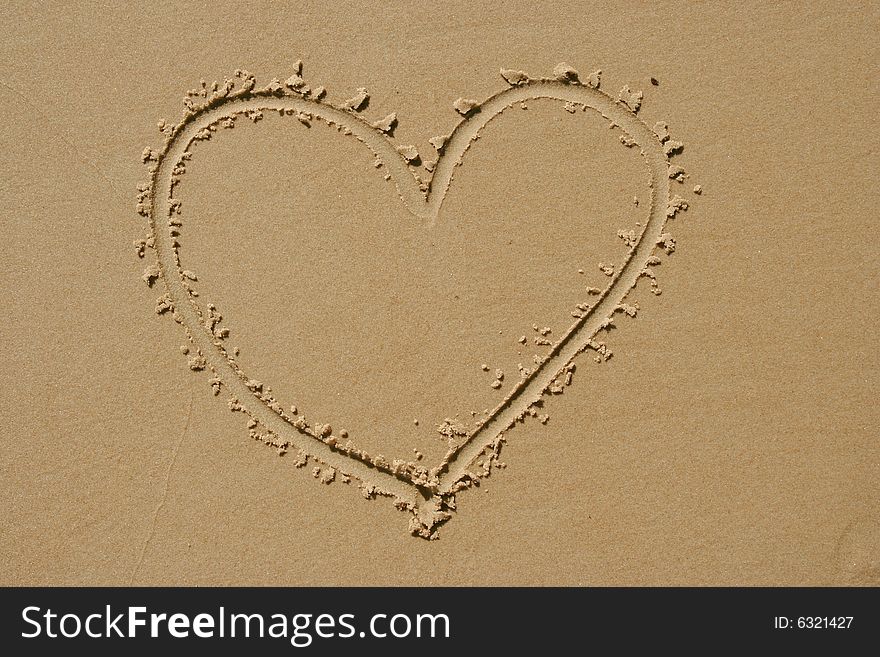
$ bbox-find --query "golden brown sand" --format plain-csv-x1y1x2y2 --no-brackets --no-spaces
1,1,877,584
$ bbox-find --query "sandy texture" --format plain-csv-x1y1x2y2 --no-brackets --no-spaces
1,1,878,584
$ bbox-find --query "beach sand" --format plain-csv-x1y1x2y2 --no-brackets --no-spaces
1,1,877,584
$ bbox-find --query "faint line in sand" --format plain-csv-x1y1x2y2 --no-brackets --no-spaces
0,80,127,200
130,387,194,584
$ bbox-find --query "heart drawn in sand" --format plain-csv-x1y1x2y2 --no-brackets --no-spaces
136,62,691,538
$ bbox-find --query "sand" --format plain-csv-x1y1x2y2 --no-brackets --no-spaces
1,1,877,584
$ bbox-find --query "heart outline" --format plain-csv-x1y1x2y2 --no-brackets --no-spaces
138,65,683,537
